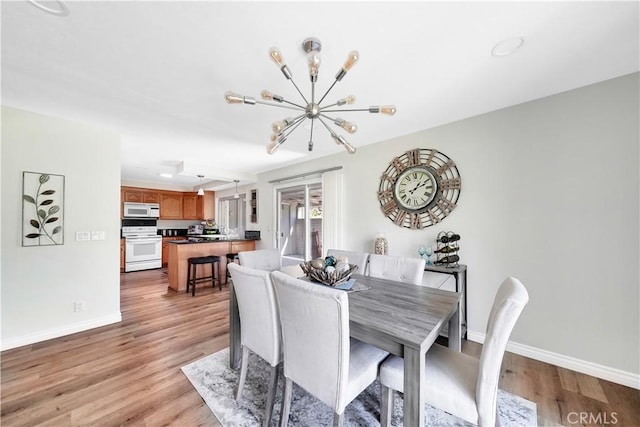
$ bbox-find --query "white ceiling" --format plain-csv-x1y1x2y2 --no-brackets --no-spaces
2,1,638,191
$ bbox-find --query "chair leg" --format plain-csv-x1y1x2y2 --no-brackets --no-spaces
379,383,394,427
262,364,280,427
235,346,249,401
333,412,344,427
217,261,222,291
279,377,293,427
192,263,197,296
211,261,216,289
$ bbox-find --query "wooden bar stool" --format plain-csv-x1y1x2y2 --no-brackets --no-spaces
225,252,239,285
186,255,222,296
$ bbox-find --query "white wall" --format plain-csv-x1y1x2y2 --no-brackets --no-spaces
1,107,122,350
256,73,639,384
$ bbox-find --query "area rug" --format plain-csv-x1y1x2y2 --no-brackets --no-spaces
182,348,537,427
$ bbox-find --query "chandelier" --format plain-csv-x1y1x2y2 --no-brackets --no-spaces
225,37,396,155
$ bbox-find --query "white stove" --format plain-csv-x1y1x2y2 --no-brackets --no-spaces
122,225,162,272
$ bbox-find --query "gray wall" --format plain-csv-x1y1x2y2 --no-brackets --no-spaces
256,73,639,378
1,107,121,349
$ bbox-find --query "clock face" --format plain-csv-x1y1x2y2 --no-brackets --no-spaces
394,167,437,210
377,148,461,229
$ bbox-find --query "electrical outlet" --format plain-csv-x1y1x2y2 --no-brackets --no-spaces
74,301,86,312
91,231,105,241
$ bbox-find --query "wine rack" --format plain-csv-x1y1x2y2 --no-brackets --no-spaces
435,231,460,267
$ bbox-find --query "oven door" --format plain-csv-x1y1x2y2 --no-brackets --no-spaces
125,236,162,272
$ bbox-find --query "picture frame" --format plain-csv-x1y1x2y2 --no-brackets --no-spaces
22,171,65,246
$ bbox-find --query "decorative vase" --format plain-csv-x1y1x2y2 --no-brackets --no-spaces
374,233,388,255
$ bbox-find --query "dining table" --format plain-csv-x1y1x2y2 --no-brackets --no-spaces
228,271,462,427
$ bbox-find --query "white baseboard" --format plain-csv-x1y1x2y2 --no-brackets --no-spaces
1,312,122,351
467,330,640,390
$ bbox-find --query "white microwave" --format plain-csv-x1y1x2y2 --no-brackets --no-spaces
123,202,160,218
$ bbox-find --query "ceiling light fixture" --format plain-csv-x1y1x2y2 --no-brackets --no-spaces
27,0,70,16
225,37,396,155
233,180,240,199
197,174,205,196
159,173,173,178
491,36,525,57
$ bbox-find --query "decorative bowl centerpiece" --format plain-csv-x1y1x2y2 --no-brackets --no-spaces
300,255,358,287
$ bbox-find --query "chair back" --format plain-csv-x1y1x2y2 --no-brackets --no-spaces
368,254,426,285
476,276,529,426
228,263,281,366
270,271,350,412
238,248,282,271
326,249,369,274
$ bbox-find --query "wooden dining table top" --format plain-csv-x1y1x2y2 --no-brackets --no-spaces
346,273,462,355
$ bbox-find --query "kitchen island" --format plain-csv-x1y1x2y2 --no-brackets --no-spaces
167,239,256,292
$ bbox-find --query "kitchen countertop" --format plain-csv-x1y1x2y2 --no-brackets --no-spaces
168,238,259,244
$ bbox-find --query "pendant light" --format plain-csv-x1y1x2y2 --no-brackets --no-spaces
197,175,205,196
233,180,240,199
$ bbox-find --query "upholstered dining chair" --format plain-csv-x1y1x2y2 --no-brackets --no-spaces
326,249,370,275
270,271,389,427
367,253,426,286
378,276,529,427
238,248,281,271
228,263,282,427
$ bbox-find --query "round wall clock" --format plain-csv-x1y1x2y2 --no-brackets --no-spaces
377,148,461,229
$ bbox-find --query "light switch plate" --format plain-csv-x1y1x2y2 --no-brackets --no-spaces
76,231,90,241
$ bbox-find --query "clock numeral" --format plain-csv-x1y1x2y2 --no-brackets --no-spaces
382,200,398,215
394,210,407,226
391,157,406,174
427,208,441,225
407,149,421,166
377,189,393,203
410,213,422,229
437,198,457,213
440,178,461,190
436,160,455,175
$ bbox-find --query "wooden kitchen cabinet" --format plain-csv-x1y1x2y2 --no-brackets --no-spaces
162,236,186,266
120,239,125,272
183,193,199,220
160,192,183,219
122,187,160,204
231,240,255,253
184,192,215,220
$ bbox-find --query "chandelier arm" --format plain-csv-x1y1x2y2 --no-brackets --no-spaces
309,118,315,151
281,99,308,110
317,79,340,105
321,108,372,113
319,102,339,110
255,100,305,111
317,117,338,138
318,112,339,123
282,116,306,138
288,77,309,105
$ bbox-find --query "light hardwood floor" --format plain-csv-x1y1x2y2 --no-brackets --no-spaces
1,269,638,426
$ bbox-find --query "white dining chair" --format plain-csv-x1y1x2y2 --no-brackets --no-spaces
238,248,282,271
228,263,282,427
270,271,389,427
367,253,426,286
326,249,370,275
378,276,529,427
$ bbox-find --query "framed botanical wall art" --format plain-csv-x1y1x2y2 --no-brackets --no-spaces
22,171,65,246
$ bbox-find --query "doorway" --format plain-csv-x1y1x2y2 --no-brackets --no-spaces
276,182,323,267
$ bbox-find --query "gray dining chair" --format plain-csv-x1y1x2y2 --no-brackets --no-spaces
326,249,370,275
228,263,282,427
367,253,426,286
238,248,281,271
270,271,389,427
378,276,529,427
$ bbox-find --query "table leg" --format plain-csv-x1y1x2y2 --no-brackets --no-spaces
229,282,241,369
448,301,461,352
403,347,425,427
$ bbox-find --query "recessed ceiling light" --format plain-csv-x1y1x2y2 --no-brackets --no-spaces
491,36,525,57
159,173,173,178
27,0,70,16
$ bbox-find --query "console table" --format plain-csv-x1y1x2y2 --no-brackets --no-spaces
424,263,467,338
